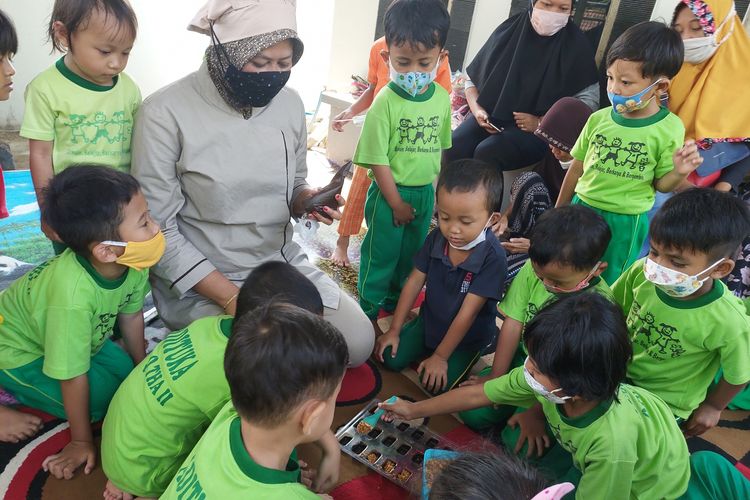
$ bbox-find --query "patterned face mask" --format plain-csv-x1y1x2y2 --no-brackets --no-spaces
523,357,571,405
389,58,440,97
608,79,663,114
643,257,724,298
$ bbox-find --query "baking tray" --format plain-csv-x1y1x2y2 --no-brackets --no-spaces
336,398,456,494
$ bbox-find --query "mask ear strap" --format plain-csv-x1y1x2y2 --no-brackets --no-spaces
208,21,232,72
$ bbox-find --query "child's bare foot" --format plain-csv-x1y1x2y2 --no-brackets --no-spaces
0,406,43,443
331,236,350,266
103,479,134,500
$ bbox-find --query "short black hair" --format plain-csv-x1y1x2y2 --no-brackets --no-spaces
225,302,349,426
42,165,140,254
436,159,504,212
650,188,750,260
525,293,632,402
528,205,611,271
0,9,18,55
429,450,548,500
49,0,138,53
606,21,683,79
236,261,324,320
384,0,450,50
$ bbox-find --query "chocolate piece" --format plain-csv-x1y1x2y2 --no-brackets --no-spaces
396,422,410,432
382,435,396,447
411,452,424,465
351,442,366,454
367,427,382,439
425,438,439,448
396,444,411,455
339,435,352,446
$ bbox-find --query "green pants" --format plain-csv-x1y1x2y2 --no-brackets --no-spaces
678,451,750,499
382,315,481,393
0,340,134,421
572,196,648,285
358,182,434,319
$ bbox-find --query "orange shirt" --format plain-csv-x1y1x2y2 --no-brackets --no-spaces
367,37,452,96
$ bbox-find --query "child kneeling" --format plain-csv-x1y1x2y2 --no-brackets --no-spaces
161,302,348,498
375,159,506,393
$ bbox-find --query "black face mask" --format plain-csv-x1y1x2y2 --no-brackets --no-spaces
210,24,290,109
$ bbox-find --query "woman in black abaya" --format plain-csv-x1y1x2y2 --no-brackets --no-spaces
446,0,599,174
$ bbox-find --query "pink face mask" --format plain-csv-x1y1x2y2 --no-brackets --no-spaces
530,7,570,36
544,262,601,294
532,483,576,500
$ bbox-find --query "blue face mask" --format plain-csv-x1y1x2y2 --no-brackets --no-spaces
608,79,663,114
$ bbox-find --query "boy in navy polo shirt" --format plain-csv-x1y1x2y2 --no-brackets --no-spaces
375,159,507,393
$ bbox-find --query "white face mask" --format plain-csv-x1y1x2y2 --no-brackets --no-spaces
530,7,569,37
682,8,735,65
523,357,571,404
643,258,724,298
559,159,573,170
389,57,440,97
448,218,492,251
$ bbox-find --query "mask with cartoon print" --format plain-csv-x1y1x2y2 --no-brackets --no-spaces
643,257,724,298
389,58,440,97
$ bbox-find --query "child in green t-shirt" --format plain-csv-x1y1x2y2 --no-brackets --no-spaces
0,165,164,480
354,0,452,334
557,22,703,285
102,262,324,500
382,293,694,499
459,205,612,434
161,302,349,499
21,0,141,246
613,188,750,435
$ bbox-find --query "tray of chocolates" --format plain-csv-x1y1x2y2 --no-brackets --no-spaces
336,396,455,493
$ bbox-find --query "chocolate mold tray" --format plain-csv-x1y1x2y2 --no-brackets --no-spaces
336,398,455,493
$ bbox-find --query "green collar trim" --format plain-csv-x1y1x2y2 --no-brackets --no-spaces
219,317,233,339
229,417,301,485
387,81,436,102
74,253,128,289
610,105,669,128
56,57,118,92
655,278,723,309
557,397,613,428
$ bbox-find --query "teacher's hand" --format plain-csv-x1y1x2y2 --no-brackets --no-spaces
513,112,541,133
307,193,346,226
474,106,501,135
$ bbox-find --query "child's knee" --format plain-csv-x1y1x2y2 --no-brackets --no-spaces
382,348,410,372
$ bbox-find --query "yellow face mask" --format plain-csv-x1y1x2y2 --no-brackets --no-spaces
102,231,166,271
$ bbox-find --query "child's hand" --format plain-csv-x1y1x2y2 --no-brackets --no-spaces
507,405,550,458
299,459,316,489
672,140,703,175
683,401,722,437
308,194,346,226
42,440,96,480
379,397,416,421
513,112,541,133
418,354,449,393
332,108,354,132
392,200,416,227
459,373,490,387
313,443,340,493
374,330,401,362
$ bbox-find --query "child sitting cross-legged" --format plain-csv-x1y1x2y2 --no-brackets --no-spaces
0,165,162,479
161,302,349,499
382,293,744,499
102,262,325,500
374,159,507,394
613,188,750,435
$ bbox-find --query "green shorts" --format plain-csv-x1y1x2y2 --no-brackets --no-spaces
0,339,134,421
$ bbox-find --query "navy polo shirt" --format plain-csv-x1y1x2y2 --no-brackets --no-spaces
414,228,508,352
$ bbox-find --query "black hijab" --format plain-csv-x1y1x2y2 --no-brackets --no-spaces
466,4,599,125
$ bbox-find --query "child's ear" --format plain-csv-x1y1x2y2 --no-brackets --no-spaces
439,48,449,60
656,77,671,94
488,211,501,226
91,242,120,264
711,258,734,279
51,21,69,50
299,400,326,438
380,49,390,66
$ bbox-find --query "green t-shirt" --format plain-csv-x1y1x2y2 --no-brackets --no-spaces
161,401,316,500
484,369,690,500
612,259,750,419
353,81,452,186
20,57,141,174
499,260,613,326
101,316,233,497
570,107,684,214
0,249,148,379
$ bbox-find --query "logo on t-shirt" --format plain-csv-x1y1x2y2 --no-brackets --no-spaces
395,116,442,154
62,110,132,146
589,134,650,180
460,272,474,294
629,301,686,360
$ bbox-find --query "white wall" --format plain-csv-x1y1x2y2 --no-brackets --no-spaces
464,0,512,69
0,0,334,129
326,0,380,93
650,0,680,22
